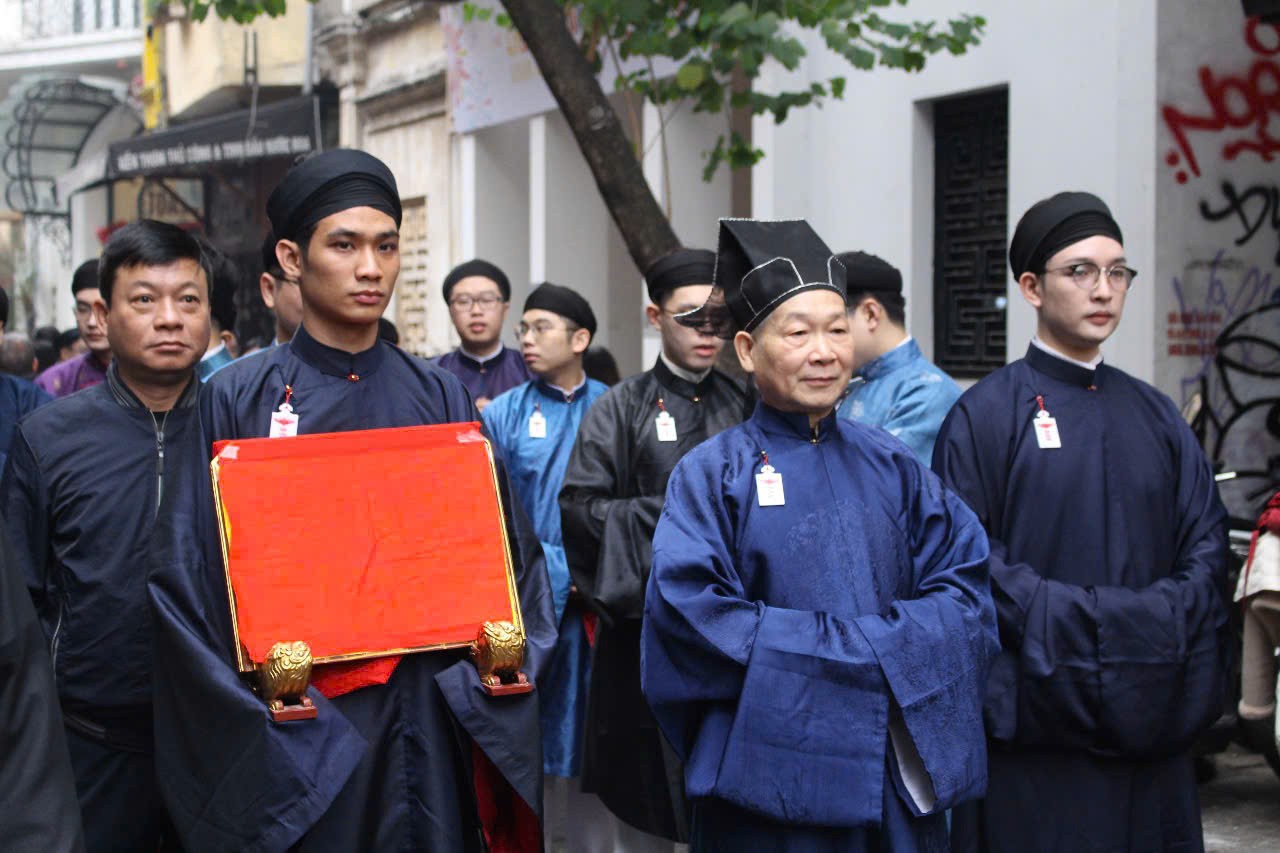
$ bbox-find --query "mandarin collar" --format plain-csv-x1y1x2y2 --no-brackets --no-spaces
1024,342,1101,389
752,400,839,442
860,336,921,381
652,356,718,401
289,324,386,381
534,374,588,403
456,344,507,369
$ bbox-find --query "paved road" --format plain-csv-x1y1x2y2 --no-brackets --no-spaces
1201,745,1280,852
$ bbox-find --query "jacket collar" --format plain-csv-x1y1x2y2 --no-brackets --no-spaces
752,400,839,442
289,323,386,381
533,373,588,403
1023,341,1102,389
860,336,921,381
455,343,509,369
652,356,720,401
106,362,199,411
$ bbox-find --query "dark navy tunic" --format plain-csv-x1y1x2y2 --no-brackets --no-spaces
149,326,557,852
934,343,1231,853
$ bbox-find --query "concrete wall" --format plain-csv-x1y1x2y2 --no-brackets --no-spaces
752,0,1160,379
165,4,308,119
1155,2,1280,520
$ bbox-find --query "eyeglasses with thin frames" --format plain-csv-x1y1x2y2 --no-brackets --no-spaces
1043,262,1138,292
450,293,504,311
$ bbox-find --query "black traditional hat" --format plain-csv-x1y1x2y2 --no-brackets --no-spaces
679,219,846,339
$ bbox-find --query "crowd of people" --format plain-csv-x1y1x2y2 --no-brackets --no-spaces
0,147,1231,853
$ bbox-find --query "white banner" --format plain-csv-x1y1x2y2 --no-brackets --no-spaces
442,1,678,134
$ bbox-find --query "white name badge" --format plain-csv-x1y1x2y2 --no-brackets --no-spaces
269,403,299,438
756,464,786,507
528,411,547,439
655,411,678,442
1033,413,1061,449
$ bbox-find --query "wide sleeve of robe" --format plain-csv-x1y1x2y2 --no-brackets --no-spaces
559,389,664,622
147,428,369,853
151,374,557,851
933,398,1231,756
0,521,84,853
641,441,996,827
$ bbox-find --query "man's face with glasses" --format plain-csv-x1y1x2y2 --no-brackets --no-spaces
1019,235,1132,361
447,276,509,351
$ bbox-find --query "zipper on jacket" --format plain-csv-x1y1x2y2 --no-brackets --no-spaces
151,410,170,519
49,601,65,677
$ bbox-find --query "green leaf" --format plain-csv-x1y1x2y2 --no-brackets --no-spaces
675,62,706,92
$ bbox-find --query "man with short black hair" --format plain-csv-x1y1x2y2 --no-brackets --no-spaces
258,229,303,345
197,240,240,379
35,261,111,398
2,219,211,851
935,191,1231,852
836,250,960,464
436,259,531,411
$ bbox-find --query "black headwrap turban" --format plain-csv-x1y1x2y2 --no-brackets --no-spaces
442,259,512,303
266,149,402,242
644,248,716,305
524,283,597,337
837,250,904,314
1008,191,1123,277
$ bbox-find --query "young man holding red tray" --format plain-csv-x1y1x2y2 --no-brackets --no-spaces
149,149,557,853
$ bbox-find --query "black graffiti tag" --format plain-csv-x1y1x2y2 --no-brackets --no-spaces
1199,180,1280,264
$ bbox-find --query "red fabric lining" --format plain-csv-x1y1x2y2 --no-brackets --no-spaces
472,742,541,852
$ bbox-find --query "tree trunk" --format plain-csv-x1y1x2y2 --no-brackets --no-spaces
501,0,679,273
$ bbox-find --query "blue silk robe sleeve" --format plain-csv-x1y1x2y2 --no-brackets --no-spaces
641,438,996,827
933,397,1230,756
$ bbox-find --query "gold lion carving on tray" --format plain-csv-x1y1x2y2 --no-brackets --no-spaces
259,640,318,721
470,621,533,696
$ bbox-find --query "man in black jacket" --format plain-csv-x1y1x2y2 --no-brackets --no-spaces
559,248,746,848
1,220,211,851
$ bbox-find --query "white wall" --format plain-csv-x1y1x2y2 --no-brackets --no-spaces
753,0,1160,379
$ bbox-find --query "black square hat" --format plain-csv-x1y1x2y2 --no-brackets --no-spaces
678,219,847,338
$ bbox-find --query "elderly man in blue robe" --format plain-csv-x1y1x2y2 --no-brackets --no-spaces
835,250,960,465
640,218,998,851
934,191,1231,852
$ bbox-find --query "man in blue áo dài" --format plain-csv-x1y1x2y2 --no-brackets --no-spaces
641,218,998,852
481,282,610,853
934,192,1231,853
148,149,557,853
835,250,960,465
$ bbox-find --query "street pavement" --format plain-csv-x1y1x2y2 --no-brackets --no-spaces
1201,745,1280,851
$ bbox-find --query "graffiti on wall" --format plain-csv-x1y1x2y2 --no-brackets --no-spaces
1162,19,1280,184
1162,17,1280,520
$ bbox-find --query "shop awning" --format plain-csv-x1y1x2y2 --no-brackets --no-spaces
106,95,320,180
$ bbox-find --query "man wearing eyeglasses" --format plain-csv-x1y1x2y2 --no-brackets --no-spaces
435,259,532,412
934,191,1230,852
35,260,111,398
481,282,612,852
